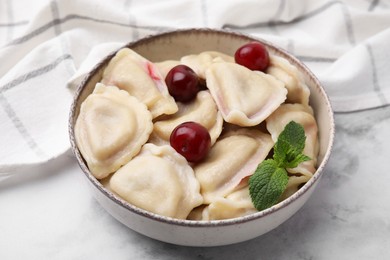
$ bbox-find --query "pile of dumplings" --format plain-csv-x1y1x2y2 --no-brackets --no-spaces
75,47,319,221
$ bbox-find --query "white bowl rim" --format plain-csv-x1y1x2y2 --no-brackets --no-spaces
69,28,335,227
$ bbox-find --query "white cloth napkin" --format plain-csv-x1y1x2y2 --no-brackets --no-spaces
1,0,390,178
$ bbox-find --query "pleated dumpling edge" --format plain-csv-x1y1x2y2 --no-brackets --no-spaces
101,48,178,118
109,144,203,219
75,83,153,179
205,62,288,127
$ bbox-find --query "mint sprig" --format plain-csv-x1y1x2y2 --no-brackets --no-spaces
249,121,311,211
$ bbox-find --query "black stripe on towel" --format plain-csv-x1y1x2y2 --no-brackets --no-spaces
0,93,46,157
0,54,73,93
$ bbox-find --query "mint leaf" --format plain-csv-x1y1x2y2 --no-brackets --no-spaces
284,153,311,169
274,121,311,168
249,121,312,211
249,159,289,211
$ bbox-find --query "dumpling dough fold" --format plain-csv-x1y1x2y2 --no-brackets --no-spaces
154,60,180,79
194,129,274,204
188,179,257,221
205,62,287,126
110,144,203,219
202,185,257,221
280,175,311,201
267,55,310,106
102,48,178,118
181,51,234,79
150,91,223,146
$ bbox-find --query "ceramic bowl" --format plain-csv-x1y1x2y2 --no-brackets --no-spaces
69,28,334,247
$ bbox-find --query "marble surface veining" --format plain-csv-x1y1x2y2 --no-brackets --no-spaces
1,106,390,260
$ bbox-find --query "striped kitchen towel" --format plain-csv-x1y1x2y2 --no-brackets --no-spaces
1,0,390,178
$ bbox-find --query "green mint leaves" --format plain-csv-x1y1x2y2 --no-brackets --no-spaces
273,120,311,169
249,121,311,211
249,160,289,211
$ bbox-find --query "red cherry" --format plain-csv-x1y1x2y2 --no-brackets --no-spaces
170,122,211,163
234,42,269,71
165,65,200,102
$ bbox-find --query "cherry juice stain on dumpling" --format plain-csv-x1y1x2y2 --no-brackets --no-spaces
101,48,178,118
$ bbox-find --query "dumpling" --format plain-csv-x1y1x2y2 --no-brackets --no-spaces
154,60,180,79
280,175,311,201
194,128,274,203
101,48,178,118
181,51,234,79
188,179,257,221
150,91,223,145
75,83,153,179
203,185,257,220
205,62,287,126
109,144,203,219
266,103,319,177
267,55,310,106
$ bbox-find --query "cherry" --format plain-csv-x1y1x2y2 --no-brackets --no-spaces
170,122,211,163
165,65,200,102
234,42,269,71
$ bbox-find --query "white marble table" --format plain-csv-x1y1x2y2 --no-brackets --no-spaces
1,106,389,260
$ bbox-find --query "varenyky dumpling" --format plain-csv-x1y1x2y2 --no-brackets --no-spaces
280,175,311,201
109,144,203,219
266,103,319,178
206,62,287,126
101,48,178,118
181,51,234,79
194,129,274,204
203,185,257,221
75,83,153,179
150,91,223,145
267,55,310,106
188,179,257,221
